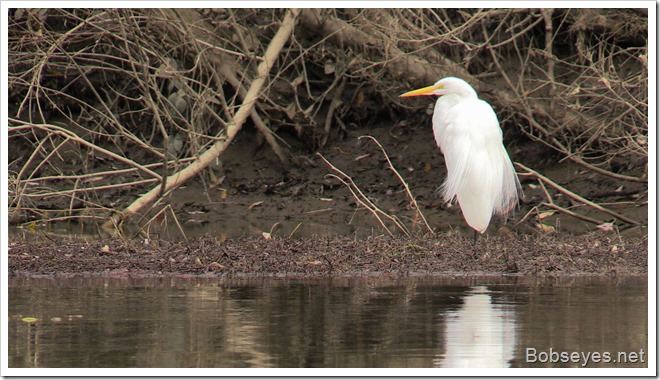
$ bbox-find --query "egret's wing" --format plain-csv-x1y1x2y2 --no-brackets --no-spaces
432,98,519,232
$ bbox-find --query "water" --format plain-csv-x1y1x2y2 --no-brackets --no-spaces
8,276,647,368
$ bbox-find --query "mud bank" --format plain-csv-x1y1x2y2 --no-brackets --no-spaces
8,232,647,278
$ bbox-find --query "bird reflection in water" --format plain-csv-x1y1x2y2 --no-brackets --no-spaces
434,286,517,368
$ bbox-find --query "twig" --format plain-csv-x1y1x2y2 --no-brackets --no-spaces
324,173,401,237
541,9,556,96
19,179,160,198
10,122,163,180
321,78,346,147
516,163,641,225
542,202,604,226
358,135,434,235
317,153,409,237
139,204,188,243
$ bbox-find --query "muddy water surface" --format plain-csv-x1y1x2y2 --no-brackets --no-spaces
8,276,647,368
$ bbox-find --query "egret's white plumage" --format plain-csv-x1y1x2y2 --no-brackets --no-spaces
401,77,520,234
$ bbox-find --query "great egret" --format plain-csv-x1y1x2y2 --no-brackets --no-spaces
400,77,521,234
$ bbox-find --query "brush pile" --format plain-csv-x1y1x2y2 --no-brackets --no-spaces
8,8,648,231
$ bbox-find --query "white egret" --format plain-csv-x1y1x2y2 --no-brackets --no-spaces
400,77,521,235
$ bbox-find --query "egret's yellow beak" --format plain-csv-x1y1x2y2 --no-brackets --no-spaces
399,84,441,97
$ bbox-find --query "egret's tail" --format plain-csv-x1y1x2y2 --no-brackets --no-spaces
441,144,520,233
493,146,521,217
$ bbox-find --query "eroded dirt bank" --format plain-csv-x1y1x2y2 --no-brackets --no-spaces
8,232,647,278
7,124,648,278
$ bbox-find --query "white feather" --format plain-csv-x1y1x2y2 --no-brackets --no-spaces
430,77,520,233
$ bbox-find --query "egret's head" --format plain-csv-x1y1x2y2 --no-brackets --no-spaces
400,76,477,98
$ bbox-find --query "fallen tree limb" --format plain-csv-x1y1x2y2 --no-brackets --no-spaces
102,8,299,231
298,9,471,86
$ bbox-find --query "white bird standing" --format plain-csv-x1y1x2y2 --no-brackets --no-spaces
400,77,521,235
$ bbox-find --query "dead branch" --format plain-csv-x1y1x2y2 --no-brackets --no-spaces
358,135,434,235
11,122,162,180
317,153,409,237
516,163,641,226
102,8,300,231
298,9,470,86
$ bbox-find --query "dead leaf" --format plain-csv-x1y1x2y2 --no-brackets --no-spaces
324,61,336,75
284,102,297,120
209,262,225,269
355,91,364,107
212,175,226,188
536,223,556,234
538,211,555,220
596,222,615,233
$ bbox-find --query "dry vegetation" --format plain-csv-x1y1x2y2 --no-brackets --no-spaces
7,8,648,236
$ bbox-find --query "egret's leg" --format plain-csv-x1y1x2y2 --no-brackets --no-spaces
472,230,478,246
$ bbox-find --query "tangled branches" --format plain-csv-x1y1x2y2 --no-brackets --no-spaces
8,8,648,232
